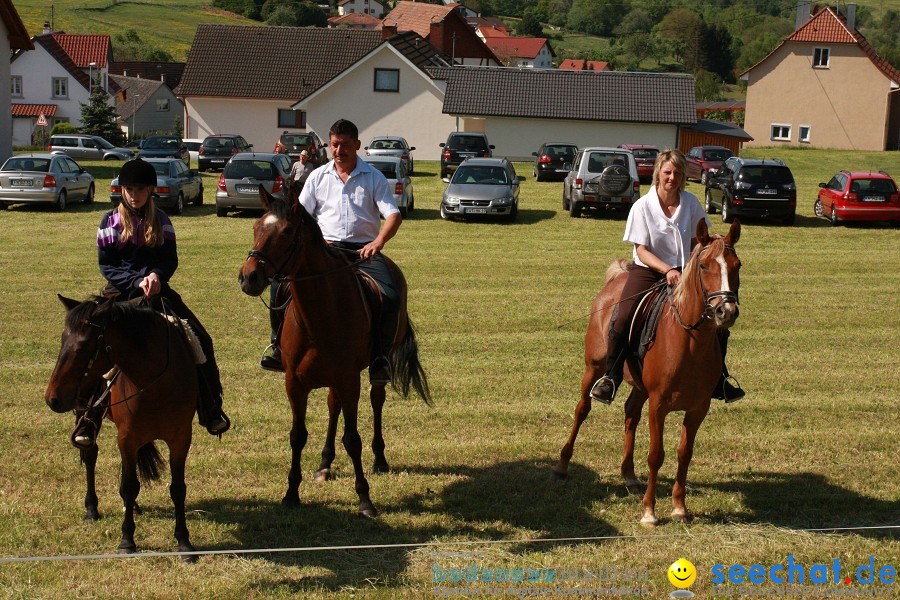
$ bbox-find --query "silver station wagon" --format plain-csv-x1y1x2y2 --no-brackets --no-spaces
215,152,292,217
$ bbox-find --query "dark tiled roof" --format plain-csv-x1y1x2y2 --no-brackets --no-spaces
176,25,383,99
387,31,453,71
441,68,696,124
109,62,186,89
684,119,752,141
109,75,165,119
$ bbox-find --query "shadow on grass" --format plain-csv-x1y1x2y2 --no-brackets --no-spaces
186,460,616,592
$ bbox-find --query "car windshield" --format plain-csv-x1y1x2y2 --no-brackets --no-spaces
703,149,733,161
224,160,277,180
849,178,898,194
371,139,403,150
632,149,658,159
547,146,577,159
368,162,398,178
3,157,51,172
737,166,793,184
144,137,179,150
448,136,487,151
204,138,232,149
453,166,508,185
281,135,312,147
95,138,115,149
586,152,628,173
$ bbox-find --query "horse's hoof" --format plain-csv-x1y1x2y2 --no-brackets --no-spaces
314,469,332,482
640,514,659,528
117,543,137,554
624,479,643,494
281,495,301,508
372,463,390,474
552,466,568,480
83,511,101,523
671,509,690,523
358,504,378,519
180,554,198,564
178,544,198,563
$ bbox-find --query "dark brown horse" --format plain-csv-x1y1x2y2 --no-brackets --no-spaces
238,187,430,518
555,220,742,526
45,296,200,561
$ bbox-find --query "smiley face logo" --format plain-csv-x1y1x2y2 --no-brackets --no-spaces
668,558,697,589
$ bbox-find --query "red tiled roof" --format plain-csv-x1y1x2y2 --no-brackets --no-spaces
328,12,382,29
381,1,455,39
558,59,609,71
476,26,508,38
787,7,856,43
51,33,110,67
484,36,549,60
11,104,57,117
32,34,120,94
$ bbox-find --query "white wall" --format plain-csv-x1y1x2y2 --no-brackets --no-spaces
183,97,297,152
464,117,679,161
299,45,455,161
1,20,12,161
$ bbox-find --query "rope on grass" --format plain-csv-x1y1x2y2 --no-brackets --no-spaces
1,525,898,564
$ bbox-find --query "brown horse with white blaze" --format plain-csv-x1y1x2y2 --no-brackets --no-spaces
554,220,742,527
238,186,430,518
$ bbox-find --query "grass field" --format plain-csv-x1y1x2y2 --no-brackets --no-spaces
0,148,898,599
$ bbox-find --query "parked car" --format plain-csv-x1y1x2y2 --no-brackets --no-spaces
562,147,640,218
704,157,796,225
0,153,95,211
138,135,190,164
215,152,292,217
110,158,203,215
124,140,143,154
439,132,494,179
48,134,131,161
274,131,327,166
199,134,253,171
815,170,900,226
532,142,578,182
618,144,659,183
365,157,414,217
440,157,522,221
183,138,204,164
685,146,735,184
365,136,415,174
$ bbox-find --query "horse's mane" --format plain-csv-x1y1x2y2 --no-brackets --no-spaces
671,237,726,314
66,296,165,342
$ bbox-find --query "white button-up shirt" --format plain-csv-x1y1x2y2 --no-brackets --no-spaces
623,186,709,269
298,158,400,243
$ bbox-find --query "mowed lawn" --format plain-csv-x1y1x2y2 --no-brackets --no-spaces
0,147,897,598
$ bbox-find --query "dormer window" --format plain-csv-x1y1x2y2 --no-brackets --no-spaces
813,47,830,68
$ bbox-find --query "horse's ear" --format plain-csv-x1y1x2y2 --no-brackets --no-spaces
288,180,301,209
695,219,712,245
58,295,80,312
724,219,741,246
259,185,274,210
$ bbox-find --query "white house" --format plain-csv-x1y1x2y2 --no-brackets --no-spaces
9,30,119,146
337,0,387,18
2,0,33,159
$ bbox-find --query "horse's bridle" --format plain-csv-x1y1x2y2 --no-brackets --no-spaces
668,244,739,331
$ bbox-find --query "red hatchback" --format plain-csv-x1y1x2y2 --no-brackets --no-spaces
816,171,900,225
618,144,658,183
685,146,734,185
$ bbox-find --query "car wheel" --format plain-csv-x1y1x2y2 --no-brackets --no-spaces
505,203,518,222
400,206,408,218
569,199,582,218
704,189,715,214
700,170,708,185
408,193,414,213
195,183,204,205
562,188,570,211
439,203,450,220
721,199,734,224
440,167,447,179
814,198,825,218
830,205,840,226
173,193,184,215
216,207,228,217
84,183,95,204
103,155,115,161
56,190,67,212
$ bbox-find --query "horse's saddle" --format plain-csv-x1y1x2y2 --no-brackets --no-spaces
625,284,668,379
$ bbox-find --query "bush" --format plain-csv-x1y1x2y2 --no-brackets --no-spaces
49,122,78,136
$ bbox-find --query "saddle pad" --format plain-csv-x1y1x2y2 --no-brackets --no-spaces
165,315,207,365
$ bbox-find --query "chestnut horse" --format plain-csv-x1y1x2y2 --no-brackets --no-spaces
238,187,431,518
554,220,742,526
45,296,199,561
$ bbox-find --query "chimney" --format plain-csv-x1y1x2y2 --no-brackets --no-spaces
429,20,445,49
794,0,810,29
846,3,857,29
381,23,398,40
42,21,52,35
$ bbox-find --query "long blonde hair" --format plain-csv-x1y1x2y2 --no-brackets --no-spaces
117,195,163,247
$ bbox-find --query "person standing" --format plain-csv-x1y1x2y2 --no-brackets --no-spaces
260,119,401,384
590,149,745,405
289,150,314,187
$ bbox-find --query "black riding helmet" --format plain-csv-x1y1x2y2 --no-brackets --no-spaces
119,158,157,187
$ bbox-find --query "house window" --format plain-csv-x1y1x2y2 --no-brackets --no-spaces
799,125,811,143
52,77,68,98
278,109,306,128
156,99,170,112
813,47,830,68
374,69,399,92
771,124,791,141
11,76,23,97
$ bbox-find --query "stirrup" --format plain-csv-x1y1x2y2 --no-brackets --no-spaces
589,376,617,405
720,374,745,404
369,355,392,385
71,420,98,449
206,413,230,437
259,344,284,373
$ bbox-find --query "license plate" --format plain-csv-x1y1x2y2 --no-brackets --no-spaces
237,185,257,193
212,158,225,163
11,178,33,186
862,195,885,202
756,189,777,195
459,152,475,158
465,207,488,214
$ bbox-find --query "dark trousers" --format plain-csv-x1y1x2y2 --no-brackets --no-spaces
610,265,665,337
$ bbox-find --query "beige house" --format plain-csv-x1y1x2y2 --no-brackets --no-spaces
2,0,33,161
742,5,900,150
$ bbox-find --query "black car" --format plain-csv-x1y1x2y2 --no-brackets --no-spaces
704,157,797,225
137,136,190,164
198,134,253,171
439,132,494,179
532,142,578,182
274,131,327,166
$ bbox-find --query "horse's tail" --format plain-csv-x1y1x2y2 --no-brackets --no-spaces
136,442,165,484
391,317,432,406
605,259,630,285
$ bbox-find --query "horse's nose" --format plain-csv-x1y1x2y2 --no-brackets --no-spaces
238,266,264,296
715,302,739,327
45,391,68,413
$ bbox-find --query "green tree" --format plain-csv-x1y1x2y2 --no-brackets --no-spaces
693,68,724,102
516,10,545,37
544,0,570,27
80,75,123,144
700,23,734,81
655,8,703,69
615,7,652,35
265,1,327,26
112,29,174,62
566,0,628,36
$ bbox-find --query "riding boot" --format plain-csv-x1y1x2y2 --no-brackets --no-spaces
713,330,745,403
261,282,287,372
196,367,230,436
590,330,628,405
71,381,107,448
369,314,394,385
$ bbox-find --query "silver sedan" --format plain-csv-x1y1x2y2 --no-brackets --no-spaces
440,158,523,222
0,153,95,211
364,136,415,174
